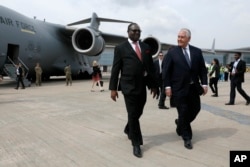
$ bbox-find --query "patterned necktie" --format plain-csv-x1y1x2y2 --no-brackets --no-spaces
183,48,191,67
133,42,142,61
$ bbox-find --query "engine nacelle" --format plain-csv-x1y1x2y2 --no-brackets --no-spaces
142,36,161,59
72,27,105,56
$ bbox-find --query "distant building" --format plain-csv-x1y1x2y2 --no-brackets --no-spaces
203,53,250,66
98,47,250,73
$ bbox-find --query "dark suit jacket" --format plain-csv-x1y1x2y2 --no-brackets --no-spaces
228,59,246,83
153,59,162,87
17,67,23,77
162,45,208,97
109,40,157,95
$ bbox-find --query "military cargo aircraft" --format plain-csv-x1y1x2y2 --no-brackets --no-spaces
0,5,164,84
1,5,249,86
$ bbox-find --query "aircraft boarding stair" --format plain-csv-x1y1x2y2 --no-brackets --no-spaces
3,57,31,87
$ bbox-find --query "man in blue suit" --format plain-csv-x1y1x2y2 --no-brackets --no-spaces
109,23,157,158
162,28,208,149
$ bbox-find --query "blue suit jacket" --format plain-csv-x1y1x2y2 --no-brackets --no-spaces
162,45,208,97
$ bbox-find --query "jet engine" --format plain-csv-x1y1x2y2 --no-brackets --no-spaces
72,27,105,56
142,36,161,59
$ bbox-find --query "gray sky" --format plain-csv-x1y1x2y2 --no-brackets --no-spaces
1,0,250,49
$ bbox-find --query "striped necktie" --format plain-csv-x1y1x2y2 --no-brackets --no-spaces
183,48,191,67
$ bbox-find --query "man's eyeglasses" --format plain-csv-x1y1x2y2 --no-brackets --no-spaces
130,29,141,33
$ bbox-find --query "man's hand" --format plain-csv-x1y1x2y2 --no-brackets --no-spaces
111,90,119,102
202,86,208,96
165,88,172,97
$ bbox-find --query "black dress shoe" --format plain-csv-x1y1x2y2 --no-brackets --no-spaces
225,102,234,105
246,100,250,105
211,94,218,97
159,106,169,109
184,140,193,149
133,146,142,158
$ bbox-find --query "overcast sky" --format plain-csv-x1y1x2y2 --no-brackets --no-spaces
1,0,250,49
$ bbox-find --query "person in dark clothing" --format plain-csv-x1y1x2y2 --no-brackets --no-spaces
154,52,169,109
109,23,157,158
209,58,220,97
162,28,208,150
225,52,250,105
15,63,25,89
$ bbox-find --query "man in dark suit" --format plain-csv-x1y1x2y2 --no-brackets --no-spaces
109,23,157,158
162,28,208,149
154,52,169,109
225,52,250,105
15,63,25,89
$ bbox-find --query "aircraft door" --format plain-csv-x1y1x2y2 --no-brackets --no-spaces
7,44,19,64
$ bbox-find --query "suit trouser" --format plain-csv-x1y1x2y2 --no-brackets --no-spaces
209,77,219,95
123,89,146,146
158,84,166,106
175,84,201,141
16,76,25,88
230,80,250,103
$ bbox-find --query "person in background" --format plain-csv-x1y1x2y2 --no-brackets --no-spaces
225,52,250,105
154,51,169,109
209,58,220,97
34,62,42,86
219,65,225,81
64,64,72,86
15,63,25,89
91,60,104,92
162,28,208,150
223,65,229,81
109,23,157,158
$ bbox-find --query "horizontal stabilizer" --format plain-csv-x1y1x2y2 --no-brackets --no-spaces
67,12,132,29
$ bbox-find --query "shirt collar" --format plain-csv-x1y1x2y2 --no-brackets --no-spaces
128,38,139,45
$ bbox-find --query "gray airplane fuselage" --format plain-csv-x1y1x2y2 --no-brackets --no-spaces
0,6,97,79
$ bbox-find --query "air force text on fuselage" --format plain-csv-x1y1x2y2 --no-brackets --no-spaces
0,16,36,34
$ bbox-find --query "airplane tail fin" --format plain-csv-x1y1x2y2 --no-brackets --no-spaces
67,12,132,30
211,38,215,53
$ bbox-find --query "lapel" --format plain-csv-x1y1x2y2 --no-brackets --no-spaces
127,41,143,62
236,60,242,70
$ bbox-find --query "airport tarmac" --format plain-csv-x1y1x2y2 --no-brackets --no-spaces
1,73,250,167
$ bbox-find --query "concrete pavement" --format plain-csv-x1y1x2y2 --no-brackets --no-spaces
1,74,250,167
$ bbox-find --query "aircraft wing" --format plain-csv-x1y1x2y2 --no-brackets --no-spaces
160,41,250,55
161,43,175,51
213,49,250,54
101,33,127,46
160,42,216,54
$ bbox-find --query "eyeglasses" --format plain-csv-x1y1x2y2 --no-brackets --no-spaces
159,54,163,56
130,29,141,33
